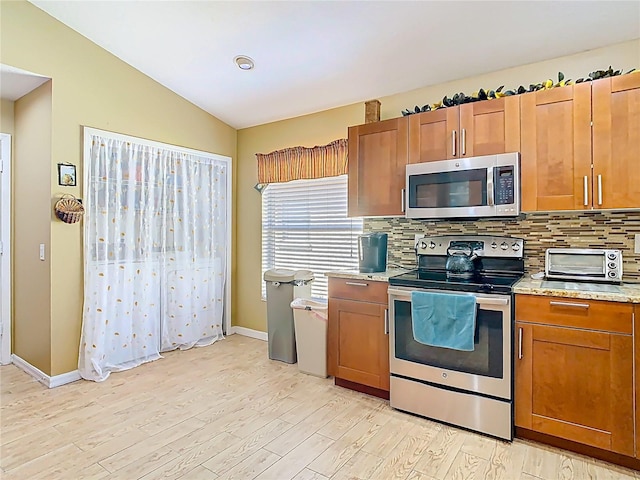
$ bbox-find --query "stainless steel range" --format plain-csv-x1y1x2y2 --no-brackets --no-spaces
388,234,524,440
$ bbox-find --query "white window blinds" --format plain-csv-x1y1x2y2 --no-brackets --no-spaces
261,175,363,298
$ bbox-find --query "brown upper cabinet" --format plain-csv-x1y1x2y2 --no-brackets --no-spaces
408,95,521,164
348,117,408,217
520,83,592,211
348,76,640,217
521,75,640,211
347,96,520,217
592,74,640,209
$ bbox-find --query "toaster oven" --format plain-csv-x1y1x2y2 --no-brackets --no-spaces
545,248,623,283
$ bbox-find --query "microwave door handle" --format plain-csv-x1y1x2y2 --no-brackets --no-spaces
487,167,495,206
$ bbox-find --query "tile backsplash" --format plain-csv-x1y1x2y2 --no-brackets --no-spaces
364,211,640,283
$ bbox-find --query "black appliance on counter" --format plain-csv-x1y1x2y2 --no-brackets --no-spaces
358,233,388,273
387,234,524,440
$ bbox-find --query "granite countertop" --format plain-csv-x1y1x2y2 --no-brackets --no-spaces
514,277,640,303
326,270,640,302
325,268,408,282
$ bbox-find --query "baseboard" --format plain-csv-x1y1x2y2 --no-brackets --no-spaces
11,354,81,388
516,427,640,471
11,354,49,386
230,326,268,342
49,369,82,388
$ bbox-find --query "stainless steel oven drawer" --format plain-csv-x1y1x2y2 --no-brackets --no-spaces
390,376,513,440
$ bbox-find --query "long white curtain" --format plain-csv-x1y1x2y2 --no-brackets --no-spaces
79,131,228,382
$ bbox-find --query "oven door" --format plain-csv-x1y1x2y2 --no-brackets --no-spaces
388,286,512,400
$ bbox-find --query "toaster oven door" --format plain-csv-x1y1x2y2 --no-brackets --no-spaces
545,249,608,281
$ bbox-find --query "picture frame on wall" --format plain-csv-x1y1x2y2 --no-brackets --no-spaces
58,163,77,186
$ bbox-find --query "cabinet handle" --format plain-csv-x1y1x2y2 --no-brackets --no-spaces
452,130,457,157
518,327,523,360
401,188,406,213
384,309,389,335
461,128,466,156
549,300,590,309
597,174,603,206
345,281,368,287
583,176,589,206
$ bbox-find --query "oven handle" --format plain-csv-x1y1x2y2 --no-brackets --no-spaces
388,287,509,306
476,297,508,306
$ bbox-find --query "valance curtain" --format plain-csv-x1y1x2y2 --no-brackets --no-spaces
256,138,348,184
79,131,228,382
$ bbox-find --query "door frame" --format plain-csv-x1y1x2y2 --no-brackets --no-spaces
0,133,12,365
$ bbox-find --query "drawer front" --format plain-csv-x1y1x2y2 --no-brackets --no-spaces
329,278,388,304
515,294,632,334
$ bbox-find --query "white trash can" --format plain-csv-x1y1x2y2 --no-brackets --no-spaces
291,298,328,377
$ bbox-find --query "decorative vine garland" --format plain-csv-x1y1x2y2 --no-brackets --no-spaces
401,66,638,116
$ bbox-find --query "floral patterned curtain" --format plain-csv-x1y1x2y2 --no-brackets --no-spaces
256,138,348,184
79,130,228,382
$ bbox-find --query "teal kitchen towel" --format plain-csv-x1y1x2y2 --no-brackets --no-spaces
410,291,477,351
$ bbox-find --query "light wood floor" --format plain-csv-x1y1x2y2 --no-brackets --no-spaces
1,334,638,480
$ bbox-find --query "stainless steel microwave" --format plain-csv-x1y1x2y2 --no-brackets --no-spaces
545,248,623,283
405,152,520,219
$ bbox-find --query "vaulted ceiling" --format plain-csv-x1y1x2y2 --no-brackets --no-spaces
28,1,640,129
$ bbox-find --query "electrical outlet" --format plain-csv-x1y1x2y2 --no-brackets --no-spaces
635,234,640,254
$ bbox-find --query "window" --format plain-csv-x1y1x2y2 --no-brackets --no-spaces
262,175,363,299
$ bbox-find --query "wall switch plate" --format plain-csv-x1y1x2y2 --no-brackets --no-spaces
635,234,640,254
39,243,45,261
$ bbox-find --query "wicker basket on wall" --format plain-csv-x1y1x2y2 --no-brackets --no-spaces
54,194,84,224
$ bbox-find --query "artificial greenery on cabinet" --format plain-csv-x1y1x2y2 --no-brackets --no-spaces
401,66,638,116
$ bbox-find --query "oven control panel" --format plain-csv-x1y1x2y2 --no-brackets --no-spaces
415,235,524,259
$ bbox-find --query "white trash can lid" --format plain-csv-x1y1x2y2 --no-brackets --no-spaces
264,268,314,282
290,298,328,311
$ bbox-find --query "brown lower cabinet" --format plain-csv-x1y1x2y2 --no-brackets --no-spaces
327,278,389,397
636,304,640,458
515,294,634,457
